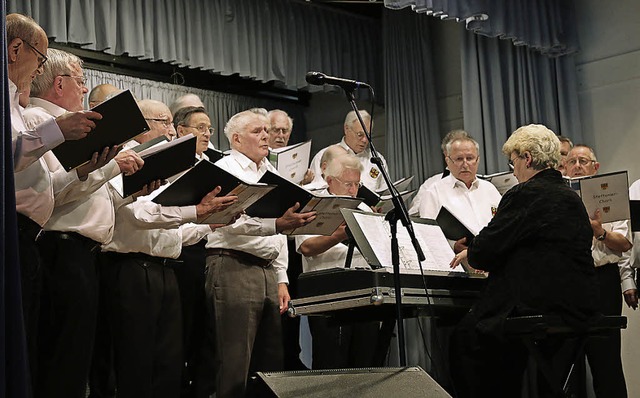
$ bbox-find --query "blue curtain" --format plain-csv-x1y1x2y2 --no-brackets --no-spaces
1,1,31,396
8,0,382,91
384,0,579,56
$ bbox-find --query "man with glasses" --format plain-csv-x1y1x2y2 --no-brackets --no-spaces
418,136,502,254
295,154,384,369
174,106,215,159
308,109,387,191
565,144,633,398
21,48,144,398
267,109,314,185
6,13,103,172
138,99,177,142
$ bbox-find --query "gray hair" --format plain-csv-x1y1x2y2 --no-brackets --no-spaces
557,135,574,148
570,144,597,161
441,129,470,154
320,144,348,167
267,109,293,130
30,48,83,97
137,99,170,119
6,13,43,45
445,136,480,155
502,124,561,170
325,154,363,178
344,109,372,129
223,109,268,145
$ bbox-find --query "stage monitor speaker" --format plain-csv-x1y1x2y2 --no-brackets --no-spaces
247,366,452,398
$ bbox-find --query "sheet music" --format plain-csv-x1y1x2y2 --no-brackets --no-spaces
352,212,457,273
269,140,312,184
286,196,362,236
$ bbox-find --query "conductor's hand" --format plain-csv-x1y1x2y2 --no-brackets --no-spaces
278,283,291,315
132,179,164,200
623,288,638,310
56,110,102,141
76,145,121,180
196,186,238,221
450,249,468,269
275,202,317,233
453,237,468,254
115,149,144,176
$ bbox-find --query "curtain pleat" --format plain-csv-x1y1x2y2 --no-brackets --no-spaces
383,8,441,186
384,0,578,56
7,0,380,90
83,68,307,151
461,30,582,174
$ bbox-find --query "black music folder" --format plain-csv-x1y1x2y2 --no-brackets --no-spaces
435,206,475,243
357,176,414,207
631,200,640,232
244,171,363,235
53,90,149,171
152,160,275,224
122,135,196,197
131,135,168,153
204,147,225,163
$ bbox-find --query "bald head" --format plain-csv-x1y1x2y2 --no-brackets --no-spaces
135,99,176,143
169,93,205,116
319,144,349,180
89,84,120,108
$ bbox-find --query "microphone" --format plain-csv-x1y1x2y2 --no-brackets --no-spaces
305,71,369,91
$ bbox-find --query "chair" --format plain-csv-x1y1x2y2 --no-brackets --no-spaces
504,315,627,398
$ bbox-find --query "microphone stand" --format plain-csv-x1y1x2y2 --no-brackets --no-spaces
343,89,425,366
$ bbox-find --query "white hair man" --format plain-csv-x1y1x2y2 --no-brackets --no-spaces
308,110,387,190
419,135,502,254
203,108,317,398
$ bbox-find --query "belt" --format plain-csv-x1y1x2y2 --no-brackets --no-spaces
206,248,272,268
17,213,45,242
52,231,101,253
105,251,184,267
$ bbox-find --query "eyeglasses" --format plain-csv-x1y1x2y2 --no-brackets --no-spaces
145,118,173,128
334,176,363,189
59,74,87,86
268,127,291,135
447,155,479,166
182,124,214,135
566,157,596,166
348,129,367,140
508,155,523,168
20,38,48,68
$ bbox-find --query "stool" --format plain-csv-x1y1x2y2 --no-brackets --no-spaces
504,315,627,397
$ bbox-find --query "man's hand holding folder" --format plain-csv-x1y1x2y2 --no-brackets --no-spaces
275,202,317,233
195,186,239,223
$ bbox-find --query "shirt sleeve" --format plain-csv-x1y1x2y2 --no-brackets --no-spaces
273,235,289,284
13,117,65,172
217,214,277,236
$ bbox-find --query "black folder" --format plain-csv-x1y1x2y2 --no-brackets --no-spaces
245,171,316,218
631,200,640,232
153,159,258,206
122,135,197,197
52,90,149,171
204,147,225,163
435,206,475,243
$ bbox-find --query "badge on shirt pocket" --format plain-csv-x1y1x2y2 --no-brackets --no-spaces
369,167,380,179
491,206,497,217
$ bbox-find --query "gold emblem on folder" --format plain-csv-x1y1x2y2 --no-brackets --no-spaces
600,183,608,190
292,153,298,160
603,206,611,213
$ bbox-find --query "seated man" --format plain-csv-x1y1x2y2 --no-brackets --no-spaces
308,109,387,191
419,135,501,253
296,154,382,369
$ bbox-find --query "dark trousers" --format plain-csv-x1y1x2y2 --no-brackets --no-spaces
308,316,382,369
88,253,117,398
35,231,100,398
204,254,283,398
174,241,209,398
104,253,183,398
585,263,627,398
16,214,44,394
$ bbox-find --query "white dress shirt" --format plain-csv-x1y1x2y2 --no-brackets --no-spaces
408,172,445,215
629,179,640,269
10,79,64,172
418,174,502,237
295,195,370,272
309,138,388,191
21,98,125,243
204,149,289,284
592,219,634,292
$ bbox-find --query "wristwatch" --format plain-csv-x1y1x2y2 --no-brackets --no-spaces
596,230,607,241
